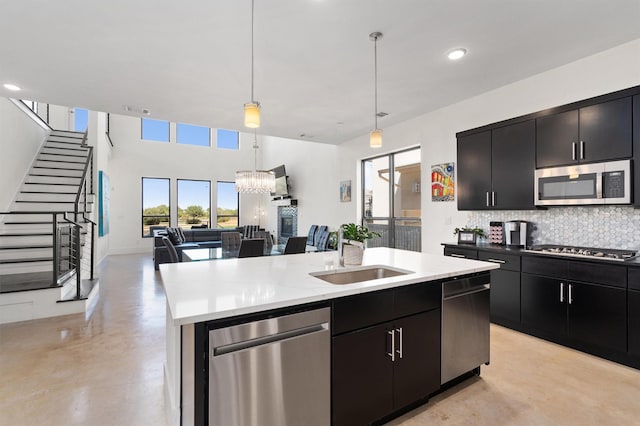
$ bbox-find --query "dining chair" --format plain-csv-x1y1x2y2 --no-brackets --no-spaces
306,225,318,245
162,236,180,263
254,231,274,256
222,232,242,257
283,236,308,255
238,238,265,258
315,230,330,251
314,225,328,247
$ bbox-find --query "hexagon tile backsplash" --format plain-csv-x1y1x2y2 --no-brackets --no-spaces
467,206,640,250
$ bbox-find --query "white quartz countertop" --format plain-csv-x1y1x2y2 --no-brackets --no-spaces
160,247,499,325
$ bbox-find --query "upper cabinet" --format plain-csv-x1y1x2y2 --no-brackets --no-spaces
536,97,632,168
634,95,640,208
457,120,535,210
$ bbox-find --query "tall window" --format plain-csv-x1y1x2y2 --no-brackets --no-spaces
74,108,88,132
362,147,421,251
177,123,210,147
142,118,170,142
217,129,239,150
216,181,239,228
142,178,170,237
178,179,211,228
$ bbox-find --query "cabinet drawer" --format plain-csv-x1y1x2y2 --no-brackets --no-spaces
444,246,478,259
629,268,640,291
394,282,440,318
568,261,627,289
522,256,567,278
478,251,521,272
332,289,394,335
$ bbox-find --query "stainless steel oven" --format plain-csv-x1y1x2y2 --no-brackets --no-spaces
534,159,631,206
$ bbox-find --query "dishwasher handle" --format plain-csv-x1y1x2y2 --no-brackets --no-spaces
442,284,490,301
213,323,328,356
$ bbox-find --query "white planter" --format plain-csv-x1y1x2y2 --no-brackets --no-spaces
343,242,364,265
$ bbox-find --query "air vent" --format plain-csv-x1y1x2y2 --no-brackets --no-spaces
123,105,151,115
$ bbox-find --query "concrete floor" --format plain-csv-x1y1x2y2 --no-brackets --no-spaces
1,253,639,425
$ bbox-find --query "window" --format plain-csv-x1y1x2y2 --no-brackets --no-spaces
216,182,239,228
74,108,88,132
177,123,210,147
21,100,37,114
142,178,170,237
142,118,170,142
178,179,211,228
217,129,239,150
362,147,421,251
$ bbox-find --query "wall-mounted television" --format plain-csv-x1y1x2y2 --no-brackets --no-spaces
270,165,290,198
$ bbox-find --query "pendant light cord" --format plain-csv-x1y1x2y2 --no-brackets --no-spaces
250,0,255,103
253,129,258,171
373,34,378,130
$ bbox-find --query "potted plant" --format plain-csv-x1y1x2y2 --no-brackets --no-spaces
453,226,486,245
337,223,381,265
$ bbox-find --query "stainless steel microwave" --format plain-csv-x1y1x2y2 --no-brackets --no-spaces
534,159,631,206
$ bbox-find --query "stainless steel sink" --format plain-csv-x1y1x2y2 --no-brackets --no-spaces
310,266,413,285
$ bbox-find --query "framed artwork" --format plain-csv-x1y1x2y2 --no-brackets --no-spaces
340,180,352,202
431,163,455,202
98,170,110,236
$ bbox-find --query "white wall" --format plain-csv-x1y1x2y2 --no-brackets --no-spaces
0,98,48,211
88,111,112,264
261,135,338,238
337,39,640,254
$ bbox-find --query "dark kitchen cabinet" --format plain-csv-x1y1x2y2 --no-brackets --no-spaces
521,256,628,354
536,97,632,168
332,284,441,426
633,95,640,208
457,121,535,210
521,274,566,336
478,251,521,325
443,246,478,259
457,131,491,210
567,282,626,352
629,290,640,357
491,120,536,209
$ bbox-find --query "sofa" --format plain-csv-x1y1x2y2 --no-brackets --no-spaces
154,228,226,270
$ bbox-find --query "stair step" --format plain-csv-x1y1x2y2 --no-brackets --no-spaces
47,135,85,144
36,158,87,166
58,278,97,302
16,193,94,203
38,151,88,159
26,175,82,185
32,166,84,175
0,257,53,264
42,144,89,153
50,130,85,138
0,271,60,293
0,234,53,245
1,213,61,222
0,261,53,274
0,244,52,250
0,248,55,259
44,141,89,150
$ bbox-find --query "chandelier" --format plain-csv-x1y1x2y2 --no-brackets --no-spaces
235,131,275,193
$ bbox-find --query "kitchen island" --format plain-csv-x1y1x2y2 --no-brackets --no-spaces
160,247,499,426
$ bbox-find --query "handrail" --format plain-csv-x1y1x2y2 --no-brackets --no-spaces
105,132,114,148
9,98,52,131
73,146,93,222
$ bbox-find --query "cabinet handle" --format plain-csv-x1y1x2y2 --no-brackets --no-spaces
560,282,564,303
572,142,577,160
491,191,496,206
396,328,403,359
449,253,466,258
486,258,506,264
580,140,585,160
387,329,395,362
569,284,573,305
486,192,490,207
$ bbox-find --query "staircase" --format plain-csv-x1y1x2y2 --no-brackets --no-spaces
0,129,99,324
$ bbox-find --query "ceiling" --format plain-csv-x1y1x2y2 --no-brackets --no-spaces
1,0,639,144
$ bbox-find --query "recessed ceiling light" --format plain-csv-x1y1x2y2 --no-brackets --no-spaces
447,48,467,60
3,83,21,91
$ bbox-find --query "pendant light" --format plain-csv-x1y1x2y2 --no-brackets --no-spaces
244,0,260,128
369,32,383,148
235,130,275,193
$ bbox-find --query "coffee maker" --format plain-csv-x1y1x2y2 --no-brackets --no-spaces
505,220,528,247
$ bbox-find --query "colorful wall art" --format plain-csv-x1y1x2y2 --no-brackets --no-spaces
431,163,455,202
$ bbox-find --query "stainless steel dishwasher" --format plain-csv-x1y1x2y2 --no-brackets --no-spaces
441,273,490,384
208,307,330,426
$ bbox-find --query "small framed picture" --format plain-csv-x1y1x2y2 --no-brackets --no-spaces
340,180,352,202
457,231,477,244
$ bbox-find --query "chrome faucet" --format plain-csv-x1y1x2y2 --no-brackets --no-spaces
338,228,345,266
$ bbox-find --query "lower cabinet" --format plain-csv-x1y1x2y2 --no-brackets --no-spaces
521,273,626,352
629,290,640,357
478,251,521,325
332,283,441,426
332,310,440,426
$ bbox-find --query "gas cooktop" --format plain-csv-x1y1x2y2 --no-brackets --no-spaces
523,245,638,262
